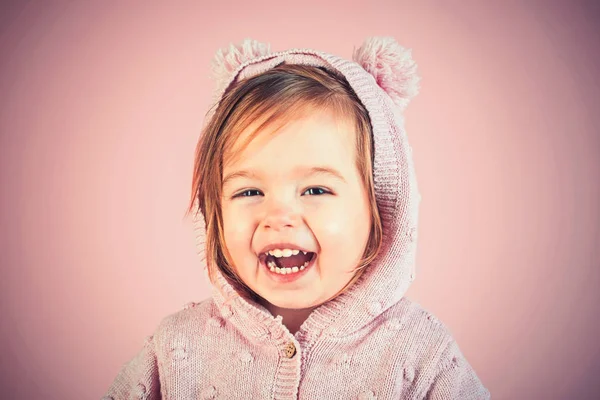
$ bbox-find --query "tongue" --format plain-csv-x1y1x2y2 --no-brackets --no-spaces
270,252,313,269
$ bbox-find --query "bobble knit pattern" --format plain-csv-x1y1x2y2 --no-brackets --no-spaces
104,38,490,399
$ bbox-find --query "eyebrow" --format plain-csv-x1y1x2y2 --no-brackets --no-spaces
222,166,347,188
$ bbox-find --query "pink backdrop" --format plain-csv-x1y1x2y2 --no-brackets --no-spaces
1,1,599,399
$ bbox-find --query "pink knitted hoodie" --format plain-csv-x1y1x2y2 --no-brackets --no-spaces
104,37,490,400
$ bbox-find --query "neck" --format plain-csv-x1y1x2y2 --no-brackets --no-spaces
262,301,317,335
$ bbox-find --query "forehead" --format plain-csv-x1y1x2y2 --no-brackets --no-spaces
222,108,356,185
226,105,352,155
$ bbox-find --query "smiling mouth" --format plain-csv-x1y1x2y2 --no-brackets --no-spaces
259,252,316,276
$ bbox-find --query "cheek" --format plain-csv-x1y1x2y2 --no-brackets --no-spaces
317,198,367,234
221,208,253,253
312,198,371,261
310,204,357,248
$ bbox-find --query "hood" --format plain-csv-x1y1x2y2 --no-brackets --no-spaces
191,37,422,341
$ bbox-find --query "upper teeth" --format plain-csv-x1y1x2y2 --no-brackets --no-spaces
266,249,307,258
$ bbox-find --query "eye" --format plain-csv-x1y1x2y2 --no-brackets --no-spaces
303,187,330,196
234,189,261,198
232,187,331,198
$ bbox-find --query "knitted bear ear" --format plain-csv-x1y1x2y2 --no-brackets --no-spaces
352,36,421,112
210,38,272,97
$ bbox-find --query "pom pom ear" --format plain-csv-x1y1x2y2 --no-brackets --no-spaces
211,38,272,97
352,37,421,112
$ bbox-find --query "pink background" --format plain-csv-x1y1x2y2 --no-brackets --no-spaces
1,1,599,399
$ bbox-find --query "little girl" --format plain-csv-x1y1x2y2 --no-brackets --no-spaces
104,37,490,399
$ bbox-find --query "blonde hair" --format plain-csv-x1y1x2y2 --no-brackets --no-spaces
186,64,383,305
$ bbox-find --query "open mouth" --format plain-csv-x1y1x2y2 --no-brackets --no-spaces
259,251,316,277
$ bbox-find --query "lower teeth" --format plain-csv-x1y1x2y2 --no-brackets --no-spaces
267,260,309,275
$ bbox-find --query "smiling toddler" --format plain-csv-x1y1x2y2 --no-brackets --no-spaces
104,37,490,400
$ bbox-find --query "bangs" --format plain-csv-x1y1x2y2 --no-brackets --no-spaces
222,95,356,169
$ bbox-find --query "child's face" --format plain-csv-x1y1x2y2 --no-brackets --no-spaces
221,107,371,310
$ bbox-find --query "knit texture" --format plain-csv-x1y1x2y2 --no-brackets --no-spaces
104,38,490,399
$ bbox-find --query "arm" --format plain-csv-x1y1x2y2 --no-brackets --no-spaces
103,335,161,400
424,340,490,400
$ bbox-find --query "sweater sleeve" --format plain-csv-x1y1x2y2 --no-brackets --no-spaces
103,335,161,400
424,340,491,400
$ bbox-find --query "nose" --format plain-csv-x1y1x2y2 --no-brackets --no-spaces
261,197,301,231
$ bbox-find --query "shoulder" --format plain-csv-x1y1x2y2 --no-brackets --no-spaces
103,299,217,399
384,298,490,399
152,297,216,344
384,297,456,348
381,298,461,375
